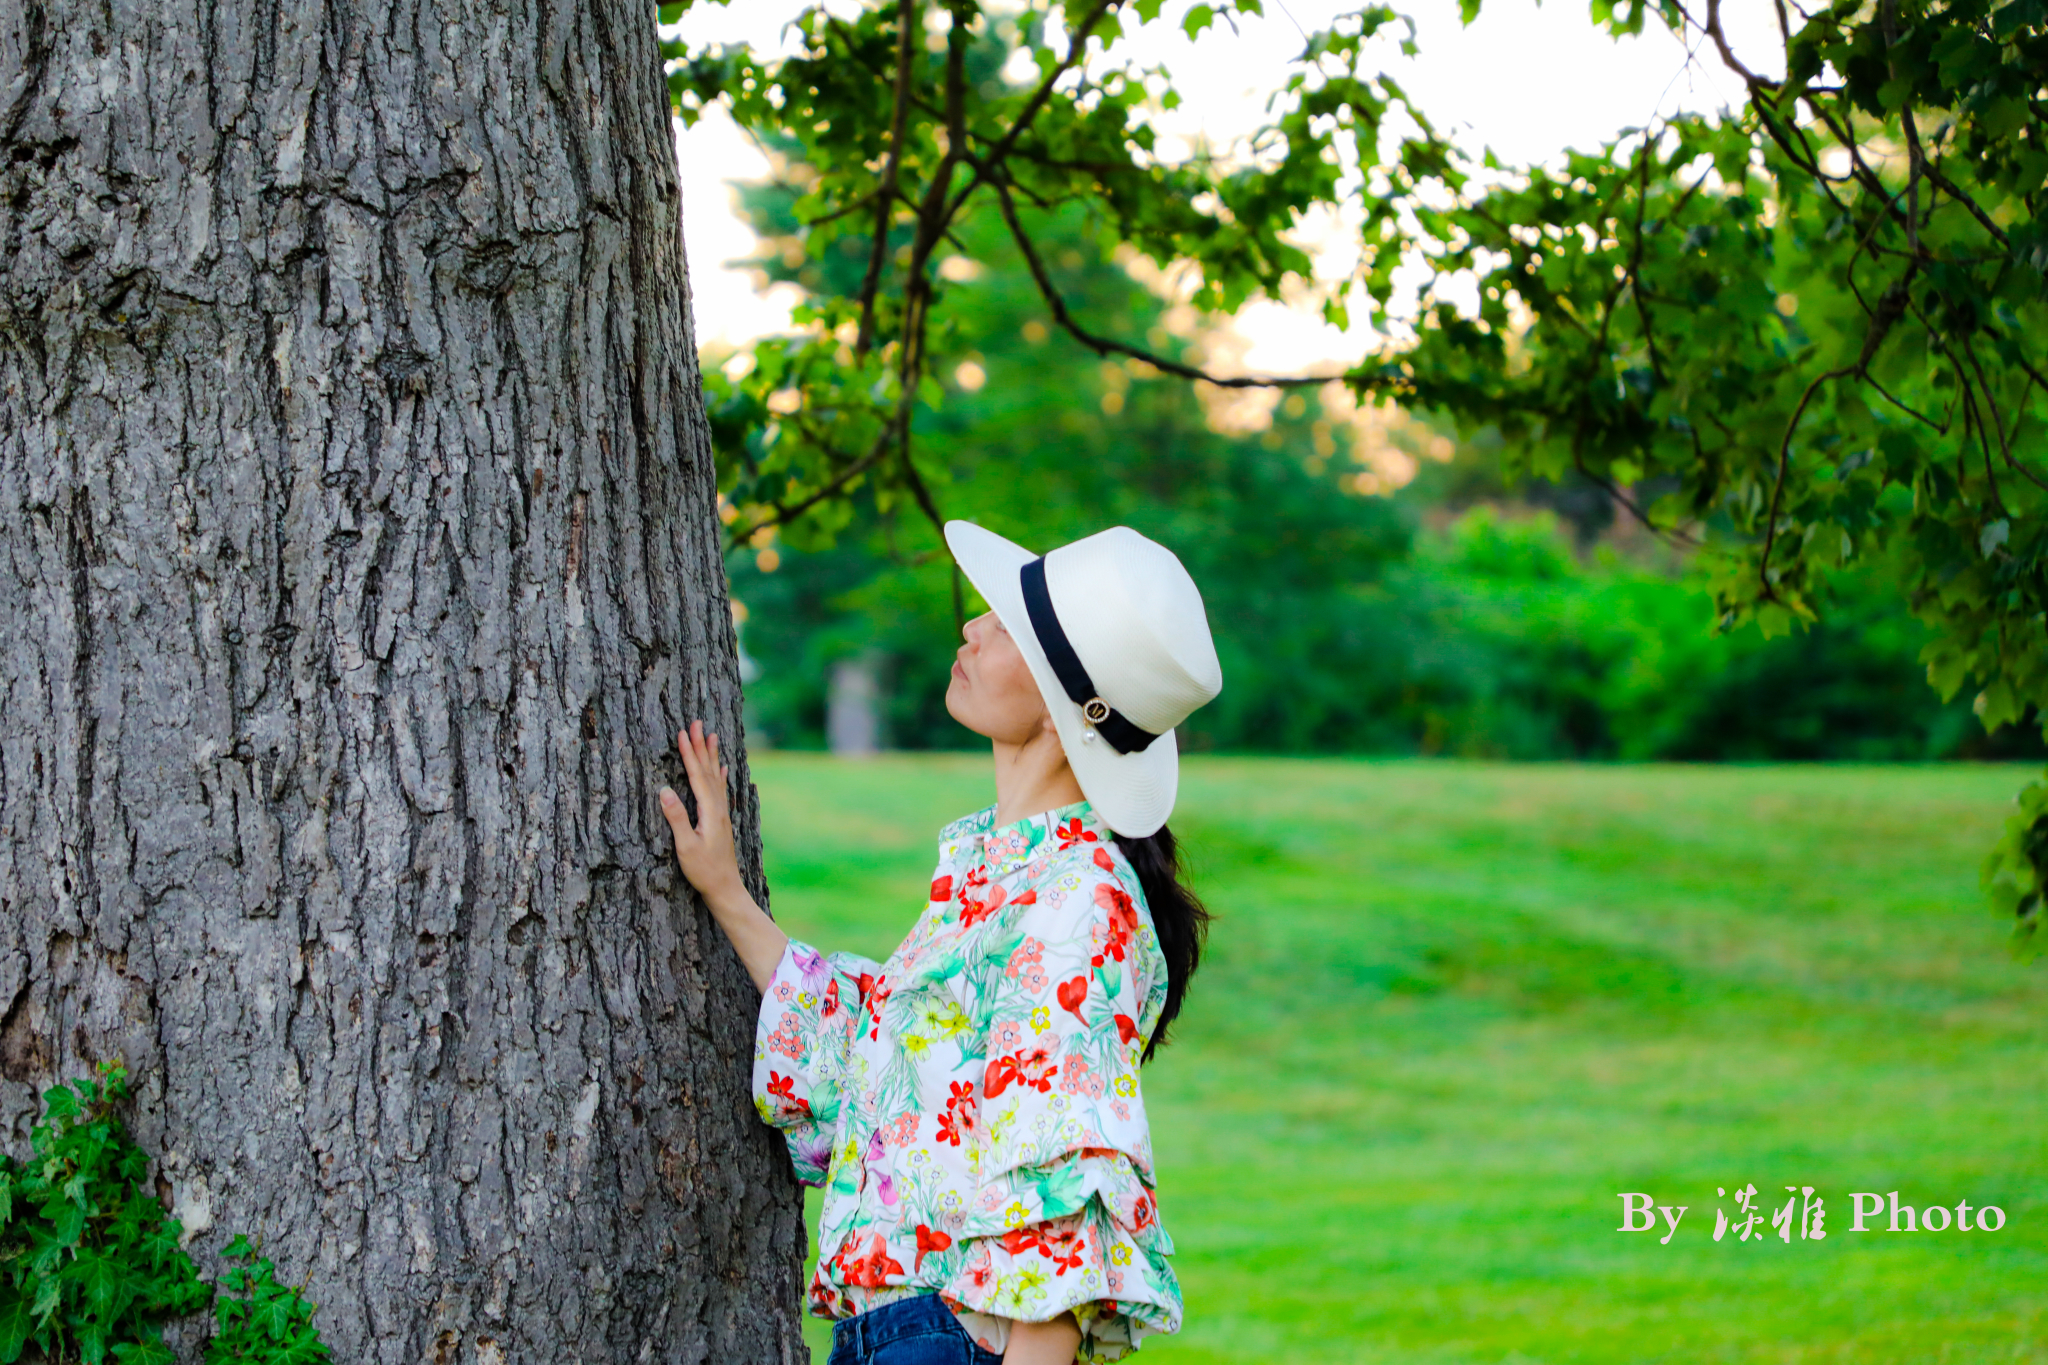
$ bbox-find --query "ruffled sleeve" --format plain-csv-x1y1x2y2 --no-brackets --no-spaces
751,938,881,1186
941,846,1181,1360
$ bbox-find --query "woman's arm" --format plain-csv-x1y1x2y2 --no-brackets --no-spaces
1003,1313,1081,1364
658,721,788,992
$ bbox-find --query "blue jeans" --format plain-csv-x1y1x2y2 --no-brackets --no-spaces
826,1294,1003,1365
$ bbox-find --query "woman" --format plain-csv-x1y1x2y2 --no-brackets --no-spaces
658,521,1223,1365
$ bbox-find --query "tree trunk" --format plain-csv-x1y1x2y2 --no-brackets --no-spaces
0,0,807,1359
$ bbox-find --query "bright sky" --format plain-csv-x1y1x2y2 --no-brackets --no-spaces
671,0,1786,369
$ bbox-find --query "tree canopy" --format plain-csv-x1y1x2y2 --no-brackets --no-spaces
663,0,2047,947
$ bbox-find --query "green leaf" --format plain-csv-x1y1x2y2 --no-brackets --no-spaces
50,1198,87,1249
0,1287,33,1365
42,1086,79,1125
1181,4,1214,37
69,1248,140,1322
248,1287,299,1341
271,1326,334,1364
30,1273,61,1321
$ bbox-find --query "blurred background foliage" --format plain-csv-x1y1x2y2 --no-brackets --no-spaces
719,175,2044,764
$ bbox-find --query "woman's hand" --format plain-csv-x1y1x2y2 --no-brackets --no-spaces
658,721,788,991
661,721,745,904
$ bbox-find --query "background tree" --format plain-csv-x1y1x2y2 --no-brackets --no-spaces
668,0,2047,947
0,0,804,1359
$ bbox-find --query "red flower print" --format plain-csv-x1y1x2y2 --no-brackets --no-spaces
1091,880,1138,966
959,881,1007,928
862,976,893,1040
837,1233,905,1287
822,979,841,1018
943,1081,981,1140
1010,890,1036,908
964,1260,996,1293
1056,817,1099,850
765,1071,811,1118
984,1041,1059,1098
998,1227,1046,1257
1040,1225,1086,1275
1056,975,1090,1021
1114,1013,1140,1046
1132,1191,1155,1231
930,875,954,903
1093,847,1116,874
856,972,877,1006
914,1223,953,1270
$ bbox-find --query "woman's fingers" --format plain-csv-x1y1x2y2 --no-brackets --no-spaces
680,735,715,825
699,728,729,818
672,720,732,832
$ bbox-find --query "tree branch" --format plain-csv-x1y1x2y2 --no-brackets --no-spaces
992,175,1361,390
724,422,898,547
1756,280,1912,596
855,0,921,357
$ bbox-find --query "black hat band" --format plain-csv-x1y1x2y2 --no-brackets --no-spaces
1019,556,1161,756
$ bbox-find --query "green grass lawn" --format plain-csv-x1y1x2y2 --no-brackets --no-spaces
750,755,2048,1363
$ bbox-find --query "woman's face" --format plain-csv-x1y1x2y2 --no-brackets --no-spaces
946,611,1050,745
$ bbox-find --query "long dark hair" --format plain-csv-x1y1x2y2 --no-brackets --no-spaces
1112,825,1211,1064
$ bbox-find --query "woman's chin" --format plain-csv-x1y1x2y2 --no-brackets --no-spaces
943,688,989,737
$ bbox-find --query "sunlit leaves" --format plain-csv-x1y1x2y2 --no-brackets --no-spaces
662,1,1454,547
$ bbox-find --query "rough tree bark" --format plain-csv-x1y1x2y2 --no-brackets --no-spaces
0,0,808,1360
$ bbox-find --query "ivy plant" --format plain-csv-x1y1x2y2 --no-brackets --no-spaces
203,1239,329,1365
0,1065,330,1365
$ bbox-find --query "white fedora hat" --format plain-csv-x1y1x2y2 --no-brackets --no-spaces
945,520,1223,838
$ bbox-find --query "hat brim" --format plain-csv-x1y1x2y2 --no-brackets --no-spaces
945,521,1178,838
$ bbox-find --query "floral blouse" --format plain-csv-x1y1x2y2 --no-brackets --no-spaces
750,800,1181,1361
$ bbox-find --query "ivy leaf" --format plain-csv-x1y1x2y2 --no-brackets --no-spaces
272,1326,334,1364
49,1198,88,1250
68,1248,141,1323
248,1284,300,1342
29,1272,61,1321
0,1288,33,1365
41,1087,80,1126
